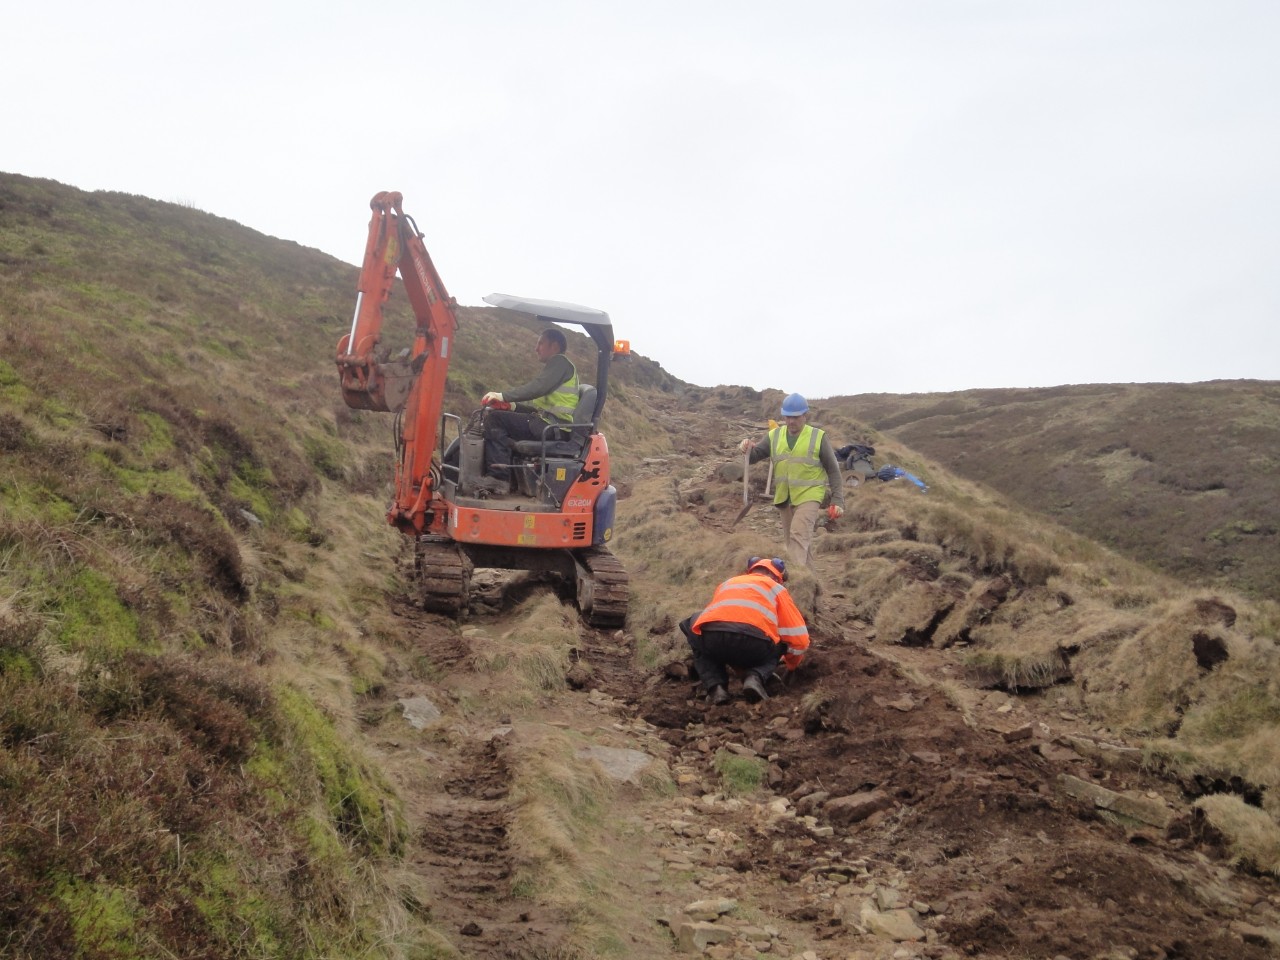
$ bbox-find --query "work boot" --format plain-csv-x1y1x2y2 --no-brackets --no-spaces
473,475,508,496
742,674,769,703
706,685,730,706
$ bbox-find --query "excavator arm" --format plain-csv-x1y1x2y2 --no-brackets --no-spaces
336,191,457,534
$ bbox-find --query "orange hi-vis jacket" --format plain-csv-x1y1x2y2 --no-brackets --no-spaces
691,573,810,670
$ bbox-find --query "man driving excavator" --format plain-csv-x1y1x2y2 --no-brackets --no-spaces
479,328,578,488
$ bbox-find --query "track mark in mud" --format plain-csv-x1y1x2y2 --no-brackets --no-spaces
407,725,576,959
566,624,637,701
415,738,511,898
374,600,583,959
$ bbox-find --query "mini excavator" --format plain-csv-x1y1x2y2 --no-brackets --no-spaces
335,191,628,626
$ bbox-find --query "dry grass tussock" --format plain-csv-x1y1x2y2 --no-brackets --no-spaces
1194,794,1280,875
462,594,578,706
505,724,670,952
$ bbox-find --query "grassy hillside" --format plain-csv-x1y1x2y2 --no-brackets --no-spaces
3,172,1280,957
0,173,688,957
834,383,1280,598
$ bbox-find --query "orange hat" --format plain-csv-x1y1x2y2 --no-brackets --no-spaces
747,556,787,582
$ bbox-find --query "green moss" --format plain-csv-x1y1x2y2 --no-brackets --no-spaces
296,808,350,866
243,746,292,814
84,449,201,500
284,506,324,545
51,567,145,655
55,877,143,959
713,749,765,796
275,685,405,855
303,431,347,481
228,472,274,522
0,648,37,680
0,358,32,406
191,856,286,957
136,410,177,459
0,478,78,524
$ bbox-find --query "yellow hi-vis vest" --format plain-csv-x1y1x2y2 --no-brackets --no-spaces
770,423,827,506
529,361,579,422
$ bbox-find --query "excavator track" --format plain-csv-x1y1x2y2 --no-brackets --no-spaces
414,536,471,614
574,546,629,628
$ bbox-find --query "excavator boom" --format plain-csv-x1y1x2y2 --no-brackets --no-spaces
335,191,457,533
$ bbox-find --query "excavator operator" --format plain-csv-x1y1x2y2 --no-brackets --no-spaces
480,328,578,486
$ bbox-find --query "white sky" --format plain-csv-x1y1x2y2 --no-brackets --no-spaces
5,1,1278,396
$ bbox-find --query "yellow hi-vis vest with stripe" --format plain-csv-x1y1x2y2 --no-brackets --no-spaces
529,361,579,422
770,423,827,506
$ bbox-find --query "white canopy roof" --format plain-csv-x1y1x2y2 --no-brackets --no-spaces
482,293,611,327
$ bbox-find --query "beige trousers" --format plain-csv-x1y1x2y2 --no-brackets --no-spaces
776,500,822,567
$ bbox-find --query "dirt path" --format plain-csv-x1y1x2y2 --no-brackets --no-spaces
361,392,1280,958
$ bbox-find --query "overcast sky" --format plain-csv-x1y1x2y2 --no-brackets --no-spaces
5,1,1278,397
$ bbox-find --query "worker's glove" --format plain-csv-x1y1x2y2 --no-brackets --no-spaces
738,438,753,454
482,392,504,406
827,504,844,520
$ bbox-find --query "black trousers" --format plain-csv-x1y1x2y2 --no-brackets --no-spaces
483,409,559,478
679,616,781,692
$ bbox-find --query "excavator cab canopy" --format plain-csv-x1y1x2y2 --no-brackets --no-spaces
482,293,615,422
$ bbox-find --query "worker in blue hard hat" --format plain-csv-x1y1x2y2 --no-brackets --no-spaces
737,393,845,567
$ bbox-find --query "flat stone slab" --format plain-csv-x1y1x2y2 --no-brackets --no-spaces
577,745,656,783
398,695,441,729
825,789,894,825
1059,774,1173,828
675,920,731,953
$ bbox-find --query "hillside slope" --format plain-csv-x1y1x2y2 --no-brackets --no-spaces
834,383,1280,599
3,173,1280,958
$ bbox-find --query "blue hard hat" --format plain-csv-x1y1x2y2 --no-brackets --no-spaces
780,393,809,416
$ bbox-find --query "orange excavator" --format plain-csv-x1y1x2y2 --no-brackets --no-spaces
335,191,628,626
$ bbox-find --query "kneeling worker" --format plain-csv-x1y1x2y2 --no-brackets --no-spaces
681,557,809,705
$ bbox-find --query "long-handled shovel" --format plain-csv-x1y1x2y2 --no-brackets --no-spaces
732,448,754,526
762,420,777,499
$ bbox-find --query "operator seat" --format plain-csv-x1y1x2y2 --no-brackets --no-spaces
511,384,597,460
510,384,597,500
